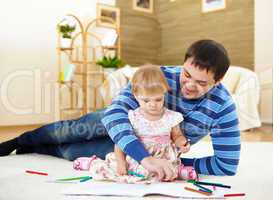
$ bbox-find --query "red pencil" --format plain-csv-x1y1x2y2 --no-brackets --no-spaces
25,170,48,176
224,193,246,197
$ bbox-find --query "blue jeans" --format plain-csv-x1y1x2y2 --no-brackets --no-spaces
17,108,114,160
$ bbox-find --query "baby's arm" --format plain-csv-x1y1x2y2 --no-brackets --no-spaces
114,145,128,175
171,125,190,153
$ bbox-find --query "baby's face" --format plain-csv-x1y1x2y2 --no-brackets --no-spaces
136,94,165,116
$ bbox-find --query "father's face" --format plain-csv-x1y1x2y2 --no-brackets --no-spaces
180,58,217,99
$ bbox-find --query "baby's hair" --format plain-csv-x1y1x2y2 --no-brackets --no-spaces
131,64,170,96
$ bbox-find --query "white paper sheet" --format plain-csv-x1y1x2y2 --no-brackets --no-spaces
62,181,228,198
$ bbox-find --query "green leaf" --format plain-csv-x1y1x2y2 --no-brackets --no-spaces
57,24,76,39
96,55,124,69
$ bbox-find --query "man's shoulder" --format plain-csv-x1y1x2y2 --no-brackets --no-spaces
204,83,235,112
160,66,182,76
212,83,233,101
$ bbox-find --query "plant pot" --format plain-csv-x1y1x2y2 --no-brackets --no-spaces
60,38,72,48
103,68,117,75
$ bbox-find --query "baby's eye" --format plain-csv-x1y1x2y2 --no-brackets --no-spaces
143,99,149,103
184,72,191,78
155,98,163,102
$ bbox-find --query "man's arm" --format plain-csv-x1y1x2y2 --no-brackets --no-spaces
182,99,241,176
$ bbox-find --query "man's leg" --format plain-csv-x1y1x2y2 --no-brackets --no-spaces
16,136,114,161
18,108,108,146
0,108,108,156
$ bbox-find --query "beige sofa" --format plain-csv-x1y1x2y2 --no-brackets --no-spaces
222,66,261,131
99,65,261,131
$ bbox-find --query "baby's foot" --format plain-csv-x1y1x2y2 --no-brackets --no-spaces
73,155,97,171
178,165,198,180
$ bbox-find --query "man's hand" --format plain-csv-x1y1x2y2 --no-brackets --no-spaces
116,160,128,175
140,156,177,181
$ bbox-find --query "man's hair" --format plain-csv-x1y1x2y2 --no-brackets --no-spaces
131,64,169,96
184,39,230,81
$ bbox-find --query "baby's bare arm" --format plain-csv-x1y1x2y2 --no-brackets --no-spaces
171,125,190,153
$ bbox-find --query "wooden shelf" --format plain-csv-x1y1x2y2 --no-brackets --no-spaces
57,14,121,120
58,80,74,85
73,72,104,75
60,108,83,111
70,60,97,64
57,47,74,51
102,46,118,50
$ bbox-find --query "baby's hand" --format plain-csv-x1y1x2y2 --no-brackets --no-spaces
117,160,128,176
177,139,191,154
179,142,190,153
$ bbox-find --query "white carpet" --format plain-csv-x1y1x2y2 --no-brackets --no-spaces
0,142,272,200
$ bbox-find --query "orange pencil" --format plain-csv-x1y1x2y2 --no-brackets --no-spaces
184,186,212,196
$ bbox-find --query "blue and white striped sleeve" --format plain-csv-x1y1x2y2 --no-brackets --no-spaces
101,83,150,162
182,99,241,176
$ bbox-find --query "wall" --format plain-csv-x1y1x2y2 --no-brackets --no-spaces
255,0,273,123
157,0,254,69
117,0,254,69
0,0,115,126
116,0,161,66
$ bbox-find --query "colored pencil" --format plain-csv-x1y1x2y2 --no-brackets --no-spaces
56,176,91,181
184,186,212,196
194,183,213,193
128,170,145,178
80,176,92,182
224,193,245,197
25,170,48,176
188,180,231,189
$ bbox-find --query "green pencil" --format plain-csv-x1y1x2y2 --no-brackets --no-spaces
187,180,231,189
127,170,145,178
56,176,91,181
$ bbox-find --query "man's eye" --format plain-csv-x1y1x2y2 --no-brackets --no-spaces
198,82,207,86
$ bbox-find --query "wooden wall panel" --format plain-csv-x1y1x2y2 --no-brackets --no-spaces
116,0,161,66
117,0,254,70
157,0,254,70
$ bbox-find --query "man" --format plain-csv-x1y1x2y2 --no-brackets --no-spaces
0,39,240,181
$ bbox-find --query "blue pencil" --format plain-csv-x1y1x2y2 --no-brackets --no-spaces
80,176,92,182
194,183,213,193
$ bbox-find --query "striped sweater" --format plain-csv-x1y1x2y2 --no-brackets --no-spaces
102,66,241,176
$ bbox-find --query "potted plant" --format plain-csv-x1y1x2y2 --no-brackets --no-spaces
96,55,124,73
57,18,76,48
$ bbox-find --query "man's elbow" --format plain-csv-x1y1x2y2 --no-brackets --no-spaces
215,162,239,176
224,165,239,176
227,170,237,176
